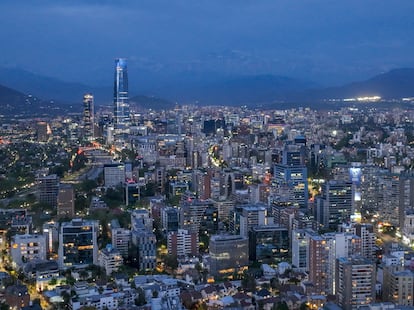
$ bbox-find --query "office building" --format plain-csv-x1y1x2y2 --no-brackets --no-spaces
316,180,353,229
58,219,98,269
336,257,376,310
57,183,75,219
209,234,249,277
274,164,308,208
113,58,130,128
131,229,156,271
180,199,212,235
83,93,94,141
161,207,179,233
248,225,289,263
36,174,59,208
213,199,235,222
239,205,267,237
104,163,125,188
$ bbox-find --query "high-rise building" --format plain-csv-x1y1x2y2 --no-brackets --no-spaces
336,257,376,310
130,209,156,271
383,265,414,306
36,174,59,208
161,207,179,233
58,219,98,269
239,205,267,237
291,229,316,272
274,164,308,208
324,232,361,295
36,121,49,142
113,58,130,128
340,223,376,259
316,180,353,229
83,93,94,141
110,219,131,257
57,183,75,219
179,199,212,235
131,229,156,271
167,229,198,257
308,235,329,295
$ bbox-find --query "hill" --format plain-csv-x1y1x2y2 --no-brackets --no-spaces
291,68,414,102
0,67,110,104
0,84,73,116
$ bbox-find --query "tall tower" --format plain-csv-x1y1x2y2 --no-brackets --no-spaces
113,58,130,128
83,93,94,141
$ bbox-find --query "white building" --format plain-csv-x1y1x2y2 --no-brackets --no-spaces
239,205,266,237
291,229,314,272
111,227,131,257
11,234,46,267
99,245,123,276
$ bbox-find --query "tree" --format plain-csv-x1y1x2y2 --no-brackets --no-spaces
164,254,178,270
274,302,289,310
241,271,256,292
135,288,146,306
79,270,89,280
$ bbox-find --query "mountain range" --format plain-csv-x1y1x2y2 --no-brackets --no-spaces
1,67,414,115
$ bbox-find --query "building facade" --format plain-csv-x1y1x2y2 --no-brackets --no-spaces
58,219,98,269
11,234,47,267
113,58,130,128
83,93,94,141
336,257,376,310
167,229,198,257
57,183,75,219
209,234,249,277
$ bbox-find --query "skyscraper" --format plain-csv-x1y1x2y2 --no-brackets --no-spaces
316,180,353,229
336,257,376,309
83,93,94,141
113,58,130,128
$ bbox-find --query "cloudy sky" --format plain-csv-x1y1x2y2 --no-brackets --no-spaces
1,0,413,86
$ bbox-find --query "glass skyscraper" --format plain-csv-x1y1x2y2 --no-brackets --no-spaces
113,58,130,128
83,93,94,141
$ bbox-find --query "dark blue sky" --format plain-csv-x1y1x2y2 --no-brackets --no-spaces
1,0,413,86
